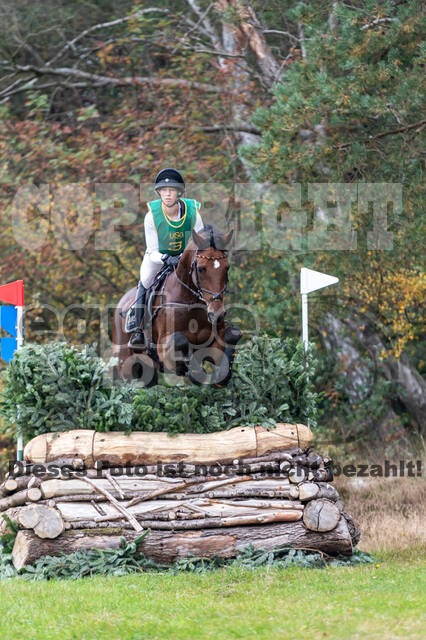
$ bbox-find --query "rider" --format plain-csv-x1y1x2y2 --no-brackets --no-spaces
127,168,204,348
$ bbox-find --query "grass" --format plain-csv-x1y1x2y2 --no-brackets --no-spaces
0,548,425,640
334,475,426,552
1,458,424,638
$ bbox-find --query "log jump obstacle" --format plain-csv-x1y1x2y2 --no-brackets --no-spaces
0,424,361,570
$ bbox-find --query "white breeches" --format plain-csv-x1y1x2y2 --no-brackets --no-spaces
140,253,163,288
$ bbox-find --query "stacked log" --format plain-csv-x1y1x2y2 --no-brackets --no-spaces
0,424,360,570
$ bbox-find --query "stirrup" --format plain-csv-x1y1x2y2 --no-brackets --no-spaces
128,328,146,350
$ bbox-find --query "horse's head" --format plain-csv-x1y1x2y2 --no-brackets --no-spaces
180,224,233,324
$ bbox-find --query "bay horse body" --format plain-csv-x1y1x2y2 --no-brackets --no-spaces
112,225,242,386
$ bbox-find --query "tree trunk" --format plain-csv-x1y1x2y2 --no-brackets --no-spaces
322,311,426,436
12,516,354,570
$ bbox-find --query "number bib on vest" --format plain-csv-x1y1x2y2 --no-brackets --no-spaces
148,198,200,255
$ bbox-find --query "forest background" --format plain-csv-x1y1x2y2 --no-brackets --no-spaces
0,0,424,465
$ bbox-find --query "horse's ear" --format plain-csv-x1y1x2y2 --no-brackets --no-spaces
222,228,234,248
192,228,209,249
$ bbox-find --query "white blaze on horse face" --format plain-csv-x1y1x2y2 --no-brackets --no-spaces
214,259,220,269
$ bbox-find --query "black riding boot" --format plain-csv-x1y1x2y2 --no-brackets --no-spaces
128,281,148,348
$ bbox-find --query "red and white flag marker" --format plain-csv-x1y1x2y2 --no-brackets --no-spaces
0,280,24,460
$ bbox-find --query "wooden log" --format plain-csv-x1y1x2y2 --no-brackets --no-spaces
293,454,308,467
16,471,75,485
0,488,42,512
27,488,43,502
13,463,34,477
298,482,319,501
67,520,130,529
0,476,31,495
12,454,298,483
125,475,254,508
306,452,322,469
296,481,339,503
28,477,42,489
39,477,168,499
342,511,361,547
104,471,125,499
312,468,334,482
17,508,39,529
12,516,353,569
41,485,295,503
54,498,304,524
289,467,307,484
86,457,293,478
197,487,294,500
13,458,85,476
303,499,341,532
17,505,64,539
208,498,303,510
316,483,340,502
254,426,301,457
38,475,292,500
23,431,95,465
87,465,233,479
289,485,299,499
91,500,107,516
39,492,137,504
23,424,312,466
186,476,291,493
95,512,303,529
237,450,298,465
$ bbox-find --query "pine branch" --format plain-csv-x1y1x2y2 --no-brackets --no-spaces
336,119,426,149
361,17,395,30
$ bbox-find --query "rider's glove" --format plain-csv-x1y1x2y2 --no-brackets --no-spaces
162,254,181,268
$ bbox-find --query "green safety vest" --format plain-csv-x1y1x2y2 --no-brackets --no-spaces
148,198,200,256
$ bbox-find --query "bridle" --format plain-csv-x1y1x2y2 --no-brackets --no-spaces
144,226,231,334
144,242,230,334
174,248,229,305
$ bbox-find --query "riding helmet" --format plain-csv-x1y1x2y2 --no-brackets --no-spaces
154,168,185,195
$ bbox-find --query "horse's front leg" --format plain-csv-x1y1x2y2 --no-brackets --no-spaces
212,326,243,388
157,330,190,376
187,326,243,387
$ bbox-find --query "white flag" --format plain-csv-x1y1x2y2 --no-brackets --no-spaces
300,268,339,295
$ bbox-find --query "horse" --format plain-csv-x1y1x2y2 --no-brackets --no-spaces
112,224,243,387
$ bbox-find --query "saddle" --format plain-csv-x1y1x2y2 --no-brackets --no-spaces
144,264,173,330
123,264,173,358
